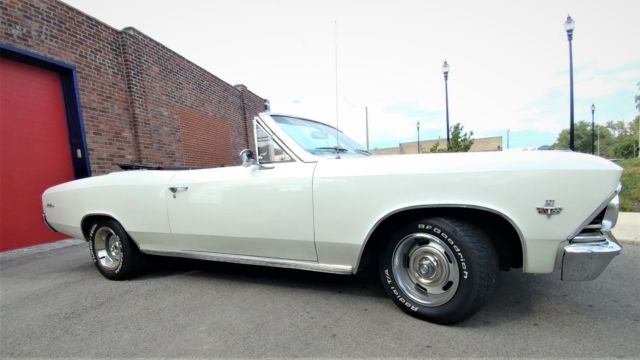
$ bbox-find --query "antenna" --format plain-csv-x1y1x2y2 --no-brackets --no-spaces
334,20,340,158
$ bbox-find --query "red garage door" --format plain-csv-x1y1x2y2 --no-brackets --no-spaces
1,57,75,251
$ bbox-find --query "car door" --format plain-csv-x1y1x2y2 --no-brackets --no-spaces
166,122,318,261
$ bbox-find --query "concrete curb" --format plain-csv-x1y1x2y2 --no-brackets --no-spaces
619,239,639,246
612,212,639,244
0,238,84,261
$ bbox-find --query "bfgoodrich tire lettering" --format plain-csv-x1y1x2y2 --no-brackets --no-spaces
379,217,498,324
88,219,144,280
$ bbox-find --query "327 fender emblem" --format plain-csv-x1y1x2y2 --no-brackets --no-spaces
537,200,562,218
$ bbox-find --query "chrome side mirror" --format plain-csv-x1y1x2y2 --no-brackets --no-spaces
239,149,256,167
239,149,274,170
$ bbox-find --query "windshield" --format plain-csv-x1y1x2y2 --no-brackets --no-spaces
272,115,370,157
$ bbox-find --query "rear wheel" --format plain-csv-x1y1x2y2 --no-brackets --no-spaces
88,219,144,280
379,217,498,324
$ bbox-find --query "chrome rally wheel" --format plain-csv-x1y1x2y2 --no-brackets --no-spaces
88,219,144,280
93,227,123,271
379,217,498,324
392,233,459,307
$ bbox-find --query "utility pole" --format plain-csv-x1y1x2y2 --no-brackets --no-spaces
591,104,595,154
365,106,370,151
417,121,421,154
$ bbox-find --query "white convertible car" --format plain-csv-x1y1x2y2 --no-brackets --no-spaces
42,112,623,324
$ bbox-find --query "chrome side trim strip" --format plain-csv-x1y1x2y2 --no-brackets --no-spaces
141,248,353,275
354,204,526,272
567,183,621,240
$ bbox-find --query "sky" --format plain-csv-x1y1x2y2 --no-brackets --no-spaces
63,0,640,149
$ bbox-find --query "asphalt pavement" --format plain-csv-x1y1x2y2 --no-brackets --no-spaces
1,237,639,358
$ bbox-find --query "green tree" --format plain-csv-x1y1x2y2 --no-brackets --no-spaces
426,123,475,153
613,136,637,158
553,121,615,156
553,119,638,158
429,141,442,153
624,115,639,158
635,84,640,157
610,117,639,158
606,120,628,137
448,123,475,152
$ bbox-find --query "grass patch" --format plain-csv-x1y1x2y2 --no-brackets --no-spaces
618,158,640,212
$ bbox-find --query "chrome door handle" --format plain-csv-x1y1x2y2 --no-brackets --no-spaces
169,186,189,198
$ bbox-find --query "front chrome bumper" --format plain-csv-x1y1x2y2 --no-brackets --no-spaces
561,231,622,281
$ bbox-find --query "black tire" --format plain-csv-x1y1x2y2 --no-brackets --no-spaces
379,217,498,324
87,219,144,280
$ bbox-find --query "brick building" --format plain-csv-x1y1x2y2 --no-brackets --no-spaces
0,0,265,250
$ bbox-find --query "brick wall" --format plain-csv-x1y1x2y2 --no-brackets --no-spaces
1,0,265,174
235,84,265,152
178,107,233,166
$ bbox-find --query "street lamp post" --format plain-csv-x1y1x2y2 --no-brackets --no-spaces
591,104,595,154
416,120,421,153
564,15,576,151
442,60,450,149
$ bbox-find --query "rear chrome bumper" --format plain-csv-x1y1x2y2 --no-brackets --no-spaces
561,231,622,281
42,212,58,232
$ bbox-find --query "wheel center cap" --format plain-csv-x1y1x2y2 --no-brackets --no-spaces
108,239,121,256
418,256,438,277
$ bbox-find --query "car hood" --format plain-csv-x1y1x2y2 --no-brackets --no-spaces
317,150,622,175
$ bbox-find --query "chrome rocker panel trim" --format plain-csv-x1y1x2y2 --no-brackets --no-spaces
142,248,353,275
561,231,622,281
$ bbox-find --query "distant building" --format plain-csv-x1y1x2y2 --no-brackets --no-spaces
372,136,503,155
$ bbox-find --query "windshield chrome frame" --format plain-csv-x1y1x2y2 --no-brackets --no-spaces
257,112,346,163
253,118,300,164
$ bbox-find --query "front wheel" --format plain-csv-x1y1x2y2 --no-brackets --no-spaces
379,217,498,324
